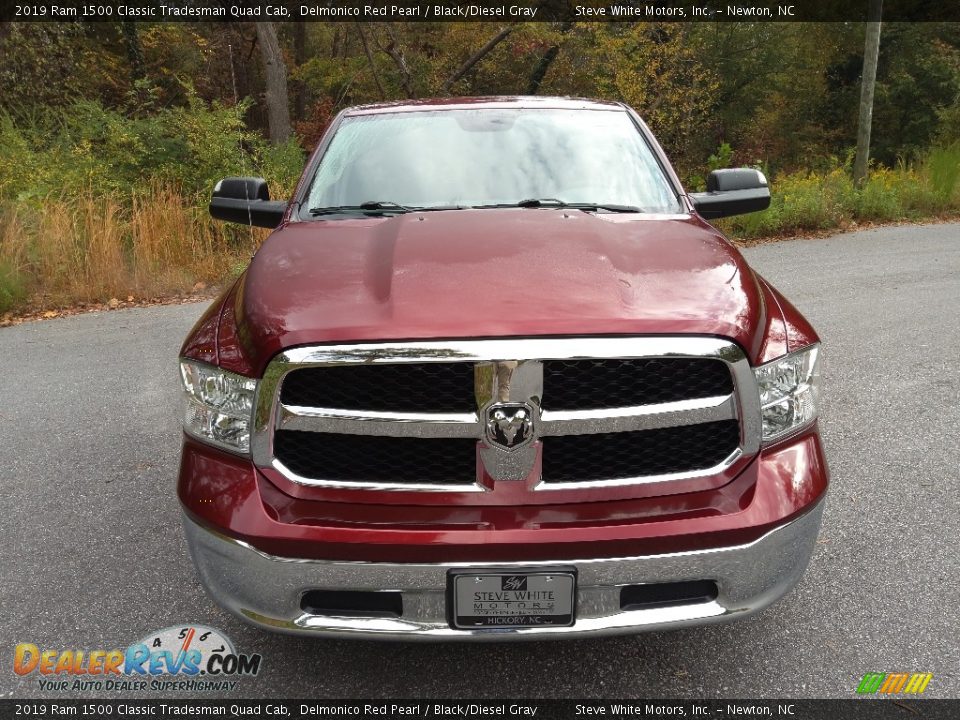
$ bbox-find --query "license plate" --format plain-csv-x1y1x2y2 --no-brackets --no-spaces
448,569,576,629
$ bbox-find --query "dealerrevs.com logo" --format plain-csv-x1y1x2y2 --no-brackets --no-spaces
13,625,261,692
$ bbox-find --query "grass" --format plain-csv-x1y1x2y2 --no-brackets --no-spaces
0,97,301,315
0,188,265,314
720,145,960,239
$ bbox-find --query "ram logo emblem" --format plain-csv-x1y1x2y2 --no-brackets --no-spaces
485,403,535,450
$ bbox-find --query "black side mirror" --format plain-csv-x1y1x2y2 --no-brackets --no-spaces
689,168,771,219
209,177,287,228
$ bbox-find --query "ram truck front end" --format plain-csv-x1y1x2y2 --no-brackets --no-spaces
178,97,828,639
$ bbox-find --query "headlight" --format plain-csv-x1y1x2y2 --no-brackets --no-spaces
754,344,821,443
180,359,258,453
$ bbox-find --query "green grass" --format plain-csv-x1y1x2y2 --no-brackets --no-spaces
721,148,960,240
924,142,960,203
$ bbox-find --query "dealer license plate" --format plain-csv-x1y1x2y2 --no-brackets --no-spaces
449,569,576,629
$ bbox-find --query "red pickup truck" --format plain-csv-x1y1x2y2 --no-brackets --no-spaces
178,97,827,639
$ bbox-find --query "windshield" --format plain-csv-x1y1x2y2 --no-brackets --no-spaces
304,108,683,213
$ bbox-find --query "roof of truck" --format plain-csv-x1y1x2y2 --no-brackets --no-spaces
342,96,626,116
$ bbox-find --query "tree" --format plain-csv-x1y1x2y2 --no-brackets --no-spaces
254,21,292,144
526,22,573,95
292,23,308,119
355,24,387,100
853,0,883,186
121,22,145,82
440,25,515,95
586,24,719,165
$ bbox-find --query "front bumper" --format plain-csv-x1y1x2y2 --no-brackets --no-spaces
183,497,824,640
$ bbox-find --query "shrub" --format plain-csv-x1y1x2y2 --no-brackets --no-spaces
0,93,305,203
856,167,903,221
721,157,959,240
0,188,266,311
923,142,960,204
0,205,29,312
0,259,26,314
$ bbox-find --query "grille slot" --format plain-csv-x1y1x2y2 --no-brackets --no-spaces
620,581,719,610
280,363,475,413
542,358,732,410
541,420,740,483
274,430,477,485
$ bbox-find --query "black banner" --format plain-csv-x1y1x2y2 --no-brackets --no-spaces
1,700,959,720
1,0,958,23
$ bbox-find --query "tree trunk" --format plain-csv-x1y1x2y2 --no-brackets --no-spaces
526,21,573,95
121,21,145,82
379,25,416,98
853,0,883,187
292,22,307,121
440,25,514,95
356,23,387,100
255,21,292,145
526,45,560,95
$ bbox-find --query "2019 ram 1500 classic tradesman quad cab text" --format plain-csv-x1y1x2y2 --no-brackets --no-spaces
178,97,827,639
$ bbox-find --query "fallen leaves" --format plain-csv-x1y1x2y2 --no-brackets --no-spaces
0,289,219,328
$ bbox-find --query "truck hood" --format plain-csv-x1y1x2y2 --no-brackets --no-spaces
234,209,766,373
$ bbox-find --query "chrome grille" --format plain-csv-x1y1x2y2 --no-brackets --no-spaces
278,357,733,413
252,338,760,493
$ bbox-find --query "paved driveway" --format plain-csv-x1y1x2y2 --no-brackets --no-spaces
1,223,957,698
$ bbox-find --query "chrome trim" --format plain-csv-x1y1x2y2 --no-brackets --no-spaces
271,457,486,494
275,337,744,364
252,337,761,491
182,498,824,640
279,405,480,438
539,394,736,436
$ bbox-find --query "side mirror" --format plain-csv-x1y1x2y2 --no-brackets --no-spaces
689,168,771,219
209,177,287,228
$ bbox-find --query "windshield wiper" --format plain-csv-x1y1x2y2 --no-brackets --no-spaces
474,199,644,213
414,205,471,212
309,201,412,216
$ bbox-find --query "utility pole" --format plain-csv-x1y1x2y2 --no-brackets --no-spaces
853,0,883,187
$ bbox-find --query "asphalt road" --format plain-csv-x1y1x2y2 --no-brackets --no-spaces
2,223,958,700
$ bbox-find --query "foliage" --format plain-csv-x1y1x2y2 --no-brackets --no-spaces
0,93,304,202
720,148,960,239
0,91,301,313
0,189,267,311
707,143,735,173
0,258,27,314
582,24,719,163
0,24,89,113
923,142,960,202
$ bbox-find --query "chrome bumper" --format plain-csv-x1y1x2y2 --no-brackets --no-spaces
183,499,823,640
